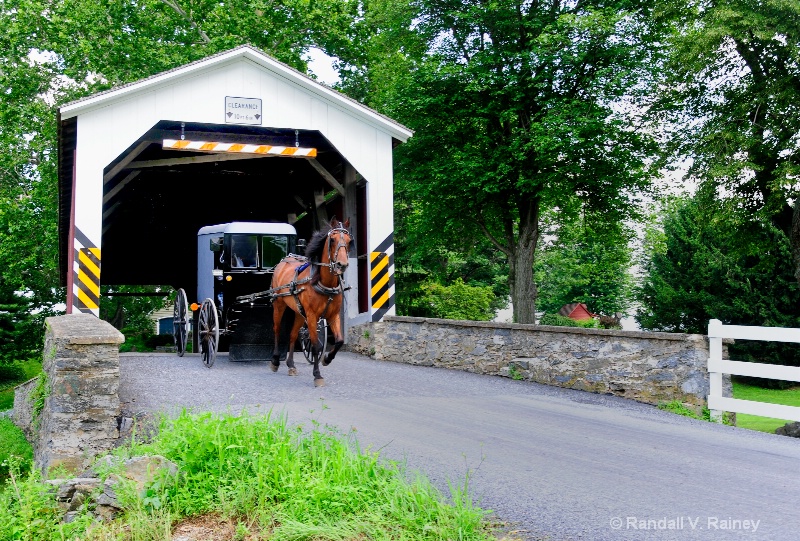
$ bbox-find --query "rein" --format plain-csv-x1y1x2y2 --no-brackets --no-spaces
311,227,351,275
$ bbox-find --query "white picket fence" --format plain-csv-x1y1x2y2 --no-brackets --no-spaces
708,319,800,423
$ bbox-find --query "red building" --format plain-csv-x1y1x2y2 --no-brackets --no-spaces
557,303,596,321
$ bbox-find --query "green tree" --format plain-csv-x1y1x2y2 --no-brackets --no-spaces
0,277,41,363
394,185,509,318
0,4,64,362
656,0,800,282
535,209,634,317
99,285,171,332
636,195,800,334
384,0,662,323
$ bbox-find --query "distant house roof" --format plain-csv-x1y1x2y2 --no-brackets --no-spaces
558,303,596,321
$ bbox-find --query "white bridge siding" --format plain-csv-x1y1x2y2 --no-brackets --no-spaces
60,46,410,321
707,319,800,422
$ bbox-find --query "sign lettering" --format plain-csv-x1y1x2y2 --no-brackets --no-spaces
225,96,262,125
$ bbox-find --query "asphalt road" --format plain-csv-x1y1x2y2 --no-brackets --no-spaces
119,351,800,541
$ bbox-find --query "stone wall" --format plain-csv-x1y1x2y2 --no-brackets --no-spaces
14,314,125,474
12,377,38,441
348,316,730,407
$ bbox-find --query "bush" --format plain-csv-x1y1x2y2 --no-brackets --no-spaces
0,360,42,411
598,315,622,330
539,313,598,328
119,326,159,353
416,279,496,321
145,334,174,349
0,364,25,386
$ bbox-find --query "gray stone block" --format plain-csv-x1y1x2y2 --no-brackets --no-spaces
356,317,717,408
23,314,124,475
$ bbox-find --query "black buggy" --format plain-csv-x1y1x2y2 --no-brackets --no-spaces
172,222,327,367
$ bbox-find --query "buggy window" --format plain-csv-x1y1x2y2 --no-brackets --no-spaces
230,235,258,268
262,235,289,269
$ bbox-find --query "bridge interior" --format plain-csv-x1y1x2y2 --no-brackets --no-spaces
59,119,368,307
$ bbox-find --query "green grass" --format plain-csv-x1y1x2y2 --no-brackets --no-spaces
0,360,43,411
732,380,800,434
0,410,501,540
658,400,712,421
0,418,33,483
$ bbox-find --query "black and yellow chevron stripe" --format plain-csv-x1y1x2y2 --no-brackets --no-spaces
73,228,100,315
370,232,394,322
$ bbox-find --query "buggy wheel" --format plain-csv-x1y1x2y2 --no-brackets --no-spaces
199,298,219,368
301,318,328,364
298,325,310,361
173,288,189,357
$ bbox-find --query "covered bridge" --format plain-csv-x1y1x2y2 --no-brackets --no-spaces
58,45,411,327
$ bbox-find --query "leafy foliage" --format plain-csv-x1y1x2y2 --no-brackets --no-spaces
0,420,33,483
539,313,598,329
29,372,49,432
0,411,496,540
0,359,42,411
0,458,79,540
636,195,800,374
655,0,800,281
0,4,65,349
657,400,714,422
0,278,42,363
535,209,634,317
394,208,509,319
382,0,662,322
99,286,171,331
637,196,800,332
410,278,496,321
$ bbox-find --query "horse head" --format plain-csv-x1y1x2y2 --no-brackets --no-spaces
326,218,352,276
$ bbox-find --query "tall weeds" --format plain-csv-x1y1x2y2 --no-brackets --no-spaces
1,410,495,540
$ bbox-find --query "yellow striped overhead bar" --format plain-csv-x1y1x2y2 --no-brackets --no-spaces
163,139,317,157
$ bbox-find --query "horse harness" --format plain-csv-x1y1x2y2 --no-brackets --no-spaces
235,227,351,323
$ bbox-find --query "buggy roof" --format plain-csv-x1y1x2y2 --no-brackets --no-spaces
198,222,297,236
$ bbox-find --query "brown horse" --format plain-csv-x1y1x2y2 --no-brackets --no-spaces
270,218,352,387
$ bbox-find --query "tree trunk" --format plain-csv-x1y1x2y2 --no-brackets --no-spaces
109,302,125,330
511,197,540,324
792,203,800,286
477,195,541,324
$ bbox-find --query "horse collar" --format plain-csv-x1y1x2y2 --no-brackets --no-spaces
312,280,343,296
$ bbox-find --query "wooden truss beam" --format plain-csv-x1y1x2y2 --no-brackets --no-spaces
308,159,345,197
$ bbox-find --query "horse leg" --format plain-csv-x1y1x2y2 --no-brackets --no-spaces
270,300,287,372
312,356,324,387
306,314,325,387
285,315,304,376
322,311,343,367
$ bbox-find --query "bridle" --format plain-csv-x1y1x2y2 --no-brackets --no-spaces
316,227,351,276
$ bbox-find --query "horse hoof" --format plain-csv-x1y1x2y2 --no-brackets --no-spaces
322,357,332,367
288,368,298,376
270,363,279,373
314,378,325,387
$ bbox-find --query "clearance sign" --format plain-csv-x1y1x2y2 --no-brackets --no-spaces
225,96,262,125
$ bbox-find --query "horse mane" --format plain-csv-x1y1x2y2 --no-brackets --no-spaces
305,224,332,283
